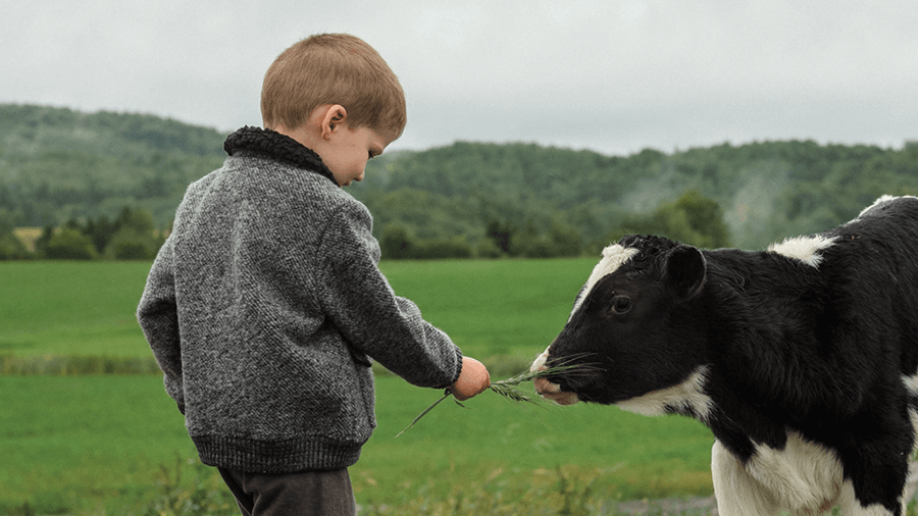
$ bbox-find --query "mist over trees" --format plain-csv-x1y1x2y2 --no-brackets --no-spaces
351,138,917,255
1,103,916,260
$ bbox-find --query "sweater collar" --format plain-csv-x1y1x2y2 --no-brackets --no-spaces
223,126,338,186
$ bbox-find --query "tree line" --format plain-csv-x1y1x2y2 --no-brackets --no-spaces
1,103,916,261
376,188,730,260
0,188,729,261
350,139,917,255
1,206,164,260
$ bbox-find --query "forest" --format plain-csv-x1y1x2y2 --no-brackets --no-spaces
1,103,917,260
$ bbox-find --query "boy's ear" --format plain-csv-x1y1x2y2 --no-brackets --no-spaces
319,104,348,139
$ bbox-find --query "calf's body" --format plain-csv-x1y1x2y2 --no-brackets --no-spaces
534,195,918,515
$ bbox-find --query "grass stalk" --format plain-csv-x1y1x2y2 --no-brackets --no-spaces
396,360,595,437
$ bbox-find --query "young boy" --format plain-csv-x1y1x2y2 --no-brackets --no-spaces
137,33,490,516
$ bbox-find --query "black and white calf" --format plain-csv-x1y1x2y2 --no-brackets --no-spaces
532,195,918,516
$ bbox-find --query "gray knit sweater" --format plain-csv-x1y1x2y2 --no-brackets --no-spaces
137,127,462,473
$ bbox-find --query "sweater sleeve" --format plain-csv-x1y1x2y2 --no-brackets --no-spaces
137,234,186,412
315,204,463,388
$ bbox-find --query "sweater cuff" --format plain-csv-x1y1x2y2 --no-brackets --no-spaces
450,348,464,386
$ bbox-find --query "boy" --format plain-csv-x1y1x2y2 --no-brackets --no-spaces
137,33,490,516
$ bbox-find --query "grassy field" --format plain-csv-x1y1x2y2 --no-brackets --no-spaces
0,259,592,360
0,261,150,358
0,259,584,360
0,260,716,515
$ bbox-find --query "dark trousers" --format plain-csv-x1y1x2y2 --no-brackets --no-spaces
217,468,356,516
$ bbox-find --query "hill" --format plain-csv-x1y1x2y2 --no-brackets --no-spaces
2,103,916,254
0,104,227,227
348,134,918,251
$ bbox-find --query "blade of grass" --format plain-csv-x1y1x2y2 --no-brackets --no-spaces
488,361,593,406
396,361,599,437
395,390,452,438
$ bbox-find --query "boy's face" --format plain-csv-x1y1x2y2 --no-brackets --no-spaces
322,123,398,187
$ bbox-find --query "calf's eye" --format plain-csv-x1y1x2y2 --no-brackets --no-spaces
611,296,632,314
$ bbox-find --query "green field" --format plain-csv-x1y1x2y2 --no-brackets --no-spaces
0,261,716,515
0,259,593,360
0,261,150,358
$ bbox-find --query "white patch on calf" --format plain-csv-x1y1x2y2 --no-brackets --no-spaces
569,244,640,320
857,194,918,219
530,348,550,373
907,373,918,437
746,432,843,512
713,432,899,516
616,366,713,422
836,481,899,516
767,235,838,268
904,373,918,507
902,372,918,398
712,440,781,515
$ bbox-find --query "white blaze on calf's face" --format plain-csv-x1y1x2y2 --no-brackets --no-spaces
569,244,640,320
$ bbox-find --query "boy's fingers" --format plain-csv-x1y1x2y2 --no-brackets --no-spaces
449,357,490,401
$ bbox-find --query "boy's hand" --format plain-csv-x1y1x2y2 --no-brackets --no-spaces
450,357,490,401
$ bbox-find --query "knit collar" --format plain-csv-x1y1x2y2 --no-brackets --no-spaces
223,126,338,186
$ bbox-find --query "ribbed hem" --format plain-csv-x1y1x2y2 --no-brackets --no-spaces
193,434,363,474
450,347,464,385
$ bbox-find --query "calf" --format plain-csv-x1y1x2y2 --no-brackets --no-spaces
533,195,918,516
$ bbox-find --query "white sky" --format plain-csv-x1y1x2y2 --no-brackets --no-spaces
2,0,916,156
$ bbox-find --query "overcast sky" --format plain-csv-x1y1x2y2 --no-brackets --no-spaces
2,0,916,156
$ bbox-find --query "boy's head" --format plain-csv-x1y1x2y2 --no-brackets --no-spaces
261,33,407,138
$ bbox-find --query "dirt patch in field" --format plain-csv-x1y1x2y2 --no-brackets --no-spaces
613,496,717,515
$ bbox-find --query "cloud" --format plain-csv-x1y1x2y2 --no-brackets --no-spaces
1,0,915,156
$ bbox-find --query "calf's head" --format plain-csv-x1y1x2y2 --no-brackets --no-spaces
533,235,711,413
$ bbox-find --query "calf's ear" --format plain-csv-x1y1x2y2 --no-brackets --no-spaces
665,245,706,301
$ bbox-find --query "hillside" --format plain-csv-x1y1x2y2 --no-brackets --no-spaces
2,103,916,254
0,104,227,227
349,136,918,250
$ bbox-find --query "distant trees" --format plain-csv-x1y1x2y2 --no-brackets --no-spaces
608,189,731,249
505,220,584,259
2,189,730,261
0,104,226,228
0,208,28,260
0,232,27,260
380,225,473,260
43,228,97,260
3,104,917,261
375,190,727,260
481,220,508,253
358,139,917,253
26,206,165,260
374,189,728,260
103,207,162,259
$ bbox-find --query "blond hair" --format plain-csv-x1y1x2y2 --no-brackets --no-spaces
261,34,406,135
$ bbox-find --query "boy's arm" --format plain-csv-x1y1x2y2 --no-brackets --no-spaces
136,236,185,413
316,206,464,389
